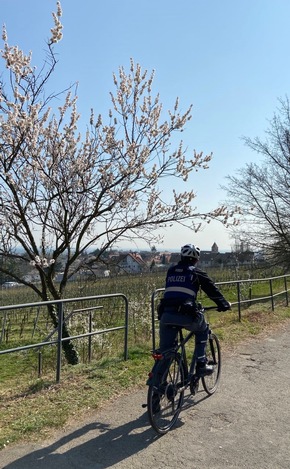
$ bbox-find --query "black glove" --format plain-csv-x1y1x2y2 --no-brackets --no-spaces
217,301,231,312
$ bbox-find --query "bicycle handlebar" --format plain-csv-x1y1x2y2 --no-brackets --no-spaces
201,303,232,312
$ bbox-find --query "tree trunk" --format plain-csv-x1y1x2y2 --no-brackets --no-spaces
61,321,79,365
47,303,79,365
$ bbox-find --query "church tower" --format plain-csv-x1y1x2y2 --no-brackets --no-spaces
211,242,218,253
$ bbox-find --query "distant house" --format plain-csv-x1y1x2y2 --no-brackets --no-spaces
198,243,256,269
198,251,221,269
168,253,181,265
117,253,147,274
163,243,256,270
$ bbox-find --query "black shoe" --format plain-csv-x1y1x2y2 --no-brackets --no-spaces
196,363,214,377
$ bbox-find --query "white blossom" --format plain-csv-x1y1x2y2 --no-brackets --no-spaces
49,2,63,44
0,8,238,300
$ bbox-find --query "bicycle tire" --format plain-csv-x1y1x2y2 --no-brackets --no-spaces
147,353,186,435
202,333,221,395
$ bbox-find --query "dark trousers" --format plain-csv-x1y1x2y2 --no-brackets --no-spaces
159,310,209,363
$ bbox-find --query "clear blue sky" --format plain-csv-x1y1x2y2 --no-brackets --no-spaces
1,0,290,251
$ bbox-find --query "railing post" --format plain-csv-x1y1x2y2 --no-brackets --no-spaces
123,295,129,360
38,349,42,378
0,311,7,344
269,279,274,311
237,281,241,321
284,276,289,306
151,291,157,350
56,301,63,383
248,284,252,308
88,310,92,363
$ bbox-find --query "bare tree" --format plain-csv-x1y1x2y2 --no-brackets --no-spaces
224,97,290,270
0,3,235,363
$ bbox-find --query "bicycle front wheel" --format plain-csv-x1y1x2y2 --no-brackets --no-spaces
202,333,221,395
147,353,186,435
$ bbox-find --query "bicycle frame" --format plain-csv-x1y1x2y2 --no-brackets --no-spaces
149,305,219,386
176,328,194,382
146,305,222,434
174,319,217,378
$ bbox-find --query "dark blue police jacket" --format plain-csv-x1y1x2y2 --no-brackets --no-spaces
163,263,199,302
163,261,229,309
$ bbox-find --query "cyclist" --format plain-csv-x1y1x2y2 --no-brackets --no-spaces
157,244,231,377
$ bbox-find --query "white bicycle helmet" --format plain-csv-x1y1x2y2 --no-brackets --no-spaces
181,244,200,261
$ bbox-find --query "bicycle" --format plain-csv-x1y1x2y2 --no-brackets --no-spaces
145,304,221,435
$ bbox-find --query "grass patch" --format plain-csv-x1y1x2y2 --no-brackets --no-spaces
0,346,152,450
1,303,290,450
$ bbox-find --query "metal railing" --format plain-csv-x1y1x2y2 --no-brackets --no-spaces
217,274,289,319
150,274,290,350
1,273,289,381
0,293,129,383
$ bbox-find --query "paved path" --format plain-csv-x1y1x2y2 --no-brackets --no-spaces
1,321,290,469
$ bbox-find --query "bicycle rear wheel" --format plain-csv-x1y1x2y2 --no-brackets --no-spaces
147,353,186,435
202,333,221,395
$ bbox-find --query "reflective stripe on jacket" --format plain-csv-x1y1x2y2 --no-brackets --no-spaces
164,264,199,301
163,261,230,310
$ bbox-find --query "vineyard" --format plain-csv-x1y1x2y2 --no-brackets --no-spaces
0,269,289,384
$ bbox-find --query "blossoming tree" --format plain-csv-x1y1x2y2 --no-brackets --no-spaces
0,3,235,363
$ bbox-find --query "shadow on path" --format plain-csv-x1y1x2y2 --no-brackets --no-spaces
2,383,212,468
3,410,161,469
